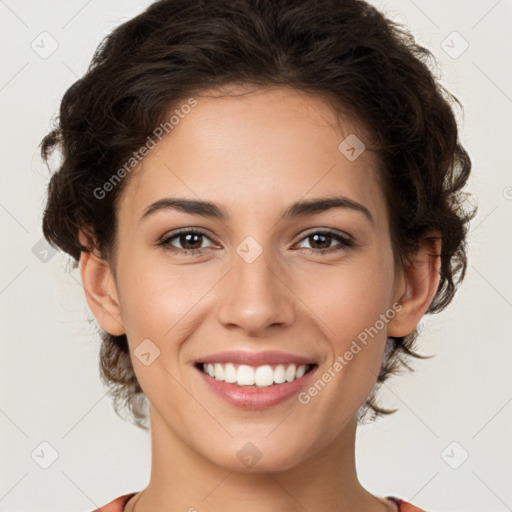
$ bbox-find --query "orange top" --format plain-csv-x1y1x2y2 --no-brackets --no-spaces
92,493,427,511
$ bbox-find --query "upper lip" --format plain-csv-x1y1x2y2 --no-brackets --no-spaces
196,350,317,367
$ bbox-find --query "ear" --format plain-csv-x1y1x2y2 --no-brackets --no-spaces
78,229,125,336
387,230,442,338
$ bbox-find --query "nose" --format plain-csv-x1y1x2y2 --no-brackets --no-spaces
216,245,295,336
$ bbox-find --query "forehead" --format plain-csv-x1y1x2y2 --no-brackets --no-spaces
118,85,387,230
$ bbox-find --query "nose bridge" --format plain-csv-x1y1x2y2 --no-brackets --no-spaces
217,235,294,333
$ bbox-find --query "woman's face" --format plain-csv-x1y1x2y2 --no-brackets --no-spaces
108,85,406,470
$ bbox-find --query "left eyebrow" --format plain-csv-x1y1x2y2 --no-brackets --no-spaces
140,196,375,227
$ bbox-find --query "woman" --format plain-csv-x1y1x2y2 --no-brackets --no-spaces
40,1,476,511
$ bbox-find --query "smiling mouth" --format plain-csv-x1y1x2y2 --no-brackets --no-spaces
194,362,317,387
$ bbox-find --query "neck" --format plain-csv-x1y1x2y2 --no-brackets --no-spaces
127,406,394,512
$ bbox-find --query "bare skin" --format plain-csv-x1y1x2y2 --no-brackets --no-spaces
79,84,440,512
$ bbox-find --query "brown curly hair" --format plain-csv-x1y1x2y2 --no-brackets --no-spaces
40,0,477,430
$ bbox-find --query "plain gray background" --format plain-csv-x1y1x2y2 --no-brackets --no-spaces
1,1,511,511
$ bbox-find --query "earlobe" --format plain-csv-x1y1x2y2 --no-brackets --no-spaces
387,231,442,338
78,230,125,336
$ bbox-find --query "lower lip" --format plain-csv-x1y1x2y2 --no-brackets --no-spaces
195,365,318,409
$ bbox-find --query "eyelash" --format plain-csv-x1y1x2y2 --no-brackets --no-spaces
158,228,355,256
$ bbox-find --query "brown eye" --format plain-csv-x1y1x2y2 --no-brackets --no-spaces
159,229,214,254
295,230,354,254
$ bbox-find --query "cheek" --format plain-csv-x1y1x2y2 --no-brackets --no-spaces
298,250,395,399
116,249,212,332
115,257,224,390
301,255,394,342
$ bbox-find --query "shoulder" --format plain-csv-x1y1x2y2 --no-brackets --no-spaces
90,492,137,512
386,496,428,512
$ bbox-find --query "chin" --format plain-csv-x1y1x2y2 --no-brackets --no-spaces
203,438,311,473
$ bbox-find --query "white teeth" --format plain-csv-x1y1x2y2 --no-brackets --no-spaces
224,362,237,383
254,365,273,386
213,363,224,380
274,364,286,384
295,365,307,379
285,364,296,382
237,365,255,385
201,362,312,386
